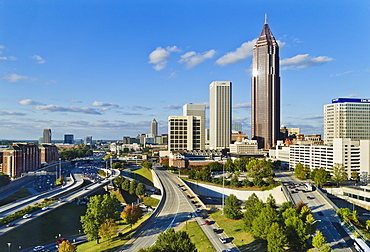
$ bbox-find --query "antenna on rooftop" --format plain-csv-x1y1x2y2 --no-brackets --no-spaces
264,13,268,24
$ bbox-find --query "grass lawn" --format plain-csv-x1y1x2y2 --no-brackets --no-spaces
131,168,153,187
0,187,31,206
0,203,87,252
76,214,151,252
182,220,216,252
110,188,125,203
143,197,159,207
210,210,267,252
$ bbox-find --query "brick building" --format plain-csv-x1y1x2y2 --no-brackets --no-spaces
39,144,60,164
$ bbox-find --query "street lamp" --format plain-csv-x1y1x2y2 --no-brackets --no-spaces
222,159,225,215
7,242,11,252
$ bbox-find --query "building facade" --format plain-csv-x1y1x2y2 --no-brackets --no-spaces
43,129,52,143
64,134,74,144
183,103,206,150
40,144,60,164
324,98,370,145
209,81,232,150
251,18,280,150
168,116,203,151
229,139,259,155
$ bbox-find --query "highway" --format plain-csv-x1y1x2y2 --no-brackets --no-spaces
276,170,353,251
122,166,236,252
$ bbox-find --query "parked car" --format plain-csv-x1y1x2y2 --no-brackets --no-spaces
196,208,201,213
6,223,15,227
317,211,324,216
205,220,210,225
219,237,227,244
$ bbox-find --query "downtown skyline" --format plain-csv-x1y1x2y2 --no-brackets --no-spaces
0,1,369,140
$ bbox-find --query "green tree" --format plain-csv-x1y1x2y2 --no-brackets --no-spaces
234,157,249,171
320,245,333,252
121,204,143,228
122,179,131,191
230,174,240,187
136,183,146,197
266,194,276,208
284,215,308,250
351,170,360,182
366,220,370,229
225,158,234,172
58,240,77,252
141,161,152,169
312,230,327,250
224,194,241,219
313,168,329,187
139,228,196,252
331,163,348,186
80,194,120,243
98,219,117,245
113,176,125,188
294,163,310,180
243,194,264,232
129,179,137,195
112,162,122,169
208,161,222,172
251,205,278,240
337,208,352,222
267,222,287,252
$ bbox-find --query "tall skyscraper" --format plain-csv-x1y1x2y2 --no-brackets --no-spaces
43,129,52,143
251,16,280,150
64,134,74,144
209,81,232,149
151,118,158,137
324,98,370,145
183,103,206,150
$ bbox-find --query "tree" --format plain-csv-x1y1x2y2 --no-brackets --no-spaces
251,205,278,240
141,160,152,169
266,194,277,208
320,245,333,252
230,174,240,187
121,204,143,228
113,176,125,188
129,179,137,195
224,194,241,219
139,228,196,252
313,168,329,187
112,162,122,169
366,220,370,229
267,222,287,252
136,183,146,197
351,170,360,182
122,179,131,191
225,158,234,172
331,163,348,186
294,163,306,179
234,157,249,171
80,194,121,243
243,194,264,232
58,240,77,252
312,230,327,250
208,161,222,172
284,215,308,250
98,219,117,245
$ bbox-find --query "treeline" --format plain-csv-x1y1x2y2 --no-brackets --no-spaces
59,144,93,160
113,176,146,198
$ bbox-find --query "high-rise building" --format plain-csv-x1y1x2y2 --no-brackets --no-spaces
151,118,158,137
232,122,243,132
209,81,232,150
64,134,74,144
168,116,203,151
84,136,93,145
251,16,280,150
324,98,370,145
183,103,206,150
43,129,52,143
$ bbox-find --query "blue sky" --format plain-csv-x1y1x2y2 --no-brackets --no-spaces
0,1,369,140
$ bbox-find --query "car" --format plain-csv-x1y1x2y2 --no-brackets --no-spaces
187,195,191,198
307,196,315,199
23,214,32,218
33,245,45,251
223,249,232,252
191,200,197,204
42,206,49,211
196,208,201,213
291,185,296,188
205,220,210,225
6,223,15,227
213,228,219,233
317,211,324,216
291,190,296,193
219,237,227,244
56,238,68,243
206,197,211,200
363,213,370,216
339,242,348,248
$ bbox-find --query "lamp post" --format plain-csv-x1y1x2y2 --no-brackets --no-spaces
222,160,225,215
7,242,11,252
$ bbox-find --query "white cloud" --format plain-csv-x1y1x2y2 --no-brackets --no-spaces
132,105,152,111
233,103,251,109
216,39,257,66
0,110,26,116
0,56,16,61
344,94,358,98
70,100,82,103
1,74,35,83
91,101,119,108
303,115,324,120
164,104,182,110
19,99,41,105
35,105,102,115
179,49,216,68
31,55,45,64
280,54,333,70
148,46,181,71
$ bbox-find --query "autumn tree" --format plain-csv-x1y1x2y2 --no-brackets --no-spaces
58,240,77,252
121,204,143,228
98,219,117,245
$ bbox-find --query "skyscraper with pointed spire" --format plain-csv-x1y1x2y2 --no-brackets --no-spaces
151,118,158,137
251,15,280,149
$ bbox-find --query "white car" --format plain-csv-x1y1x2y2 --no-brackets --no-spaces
42,206,49,211
206,197,211,200
219,237,227,244
33,245,44,251
23,214,32,218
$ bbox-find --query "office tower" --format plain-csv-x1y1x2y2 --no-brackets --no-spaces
84,136,93,145
251,16,280,150
183,103,206,150
324,98,370,145
151,118,158,137
64,134,74,144
232,122,243,132
168,116,202,151
209,81,232,149
43,129,52,143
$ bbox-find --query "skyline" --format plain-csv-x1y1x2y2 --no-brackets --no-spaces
0,1,369,140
